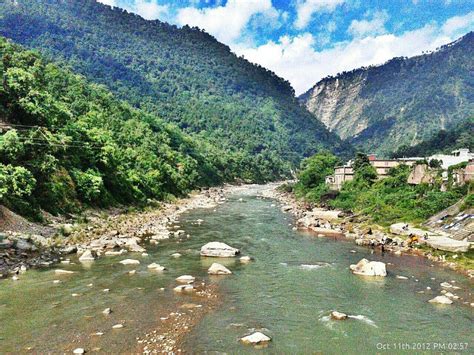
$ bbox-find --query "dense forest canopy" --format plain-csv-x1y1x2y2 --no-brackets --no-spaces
0,37,281,218
0,0,353,173
392,118,474,158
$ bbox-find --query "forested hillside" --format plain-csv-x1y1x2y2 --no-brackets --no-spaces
300,32,473,156
0,0,351,173
392,118,474,158
0,37,253,218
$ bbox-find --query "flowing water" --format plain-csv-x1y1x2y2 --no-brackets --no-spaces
1,185,473,353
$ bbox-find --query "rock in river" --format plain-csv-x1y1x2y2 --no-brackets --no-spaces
176,275,195,284
147,263,166,271
79,250,97,262
73,348,85,354
350,259,386,277
240,256,252,263
200,242,240,257
174,284,195,293
119,259,140,265
428,295,453,305
330,311,348,320
55,269,75,275
240,332,271,345
208,263,232,275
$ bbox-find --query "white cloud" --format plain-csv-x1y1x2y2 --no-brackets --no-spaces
97,0,116,6
441,11,474,36
348,10,389,38
295,0,346,29
130,0,169,20
236,12,474,95
176,0,277,44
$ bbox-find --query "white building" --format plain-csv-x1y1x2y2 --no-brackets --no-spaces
429,149,474,169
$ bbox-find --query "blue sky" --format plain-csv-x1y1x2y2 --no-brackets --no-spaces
98,0,474,94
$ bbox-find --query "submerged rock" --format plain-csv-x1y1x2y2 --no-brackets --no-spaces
350,259,386,277
119,259,140,265
240,256,252,263
208,263,232,275
428,295,453,305
200,242,240,257
240,332,271,345
173,284,195,293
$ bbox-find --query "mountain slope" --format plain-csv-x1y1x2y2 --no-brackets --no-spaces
300,32,473,156
0,36,231,216
0,0,352,175
392,118,474,158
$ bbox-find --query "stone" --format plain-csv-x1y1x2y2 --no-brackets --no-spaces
330,311,348,320
79,250,97,262
173,284,195,293
55,269,75,275
128,270,136,275
208,263,232,275
396,275,408,280
102,308,112,315
62,224,74,236
176,275,195,284
147,263,166,271
15,239,36,251
0,239,13,249
240,256,252,263
112,324,124,329
119,259,140,265
350,259,386,277
426,237,470,253
240,332,271,345
428,295,453,305
171,253,182,258
440,282,453,288
105,250,127,256
200,242,240,257
12,275,19,281
73,348,85,354
53,280,61,284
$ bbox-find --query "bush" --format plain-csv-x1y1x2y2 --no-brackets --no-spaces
72,169,105,203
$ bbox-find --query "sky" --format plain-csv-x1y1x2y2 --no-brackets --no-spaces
97,0,474,95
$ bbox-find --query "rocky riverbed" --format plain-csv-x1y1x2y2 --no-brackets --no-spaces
262,184,474,279
0,185,239,278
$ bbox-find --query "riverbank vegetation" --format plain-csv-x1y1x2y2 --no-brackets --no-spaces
291,152,471,225
0,37,282,219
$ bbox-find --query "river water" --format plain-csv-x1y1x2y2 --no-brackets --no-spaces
1,185,473,353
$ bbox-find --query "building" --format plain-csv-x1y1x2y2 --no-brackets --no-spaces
326,155,418,190
429,149,474,170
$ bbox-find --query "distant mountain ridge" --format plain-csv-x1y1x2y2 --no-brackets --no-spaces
300,32,474,156
0,0,352,179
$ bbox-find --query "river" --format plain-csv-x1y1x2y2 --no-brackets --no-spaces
1,185,472,353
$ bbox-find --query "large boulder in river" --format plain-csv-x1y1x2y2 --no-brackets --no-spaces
350,259,386,277
200,242,240,257
208,263,232,275
240,332,271,345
